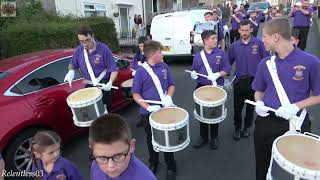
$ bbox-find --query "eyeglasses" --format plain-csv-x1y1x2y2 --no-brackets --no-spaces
79,37,92,44
91,144,130,164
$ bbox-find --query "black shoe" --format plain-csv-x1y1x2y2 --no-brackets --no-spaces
210,138,219,150
233,129,241,141
193,138,208,149
241,128,250,137
166,169,176,180
149,163,158,174
136,120,143,128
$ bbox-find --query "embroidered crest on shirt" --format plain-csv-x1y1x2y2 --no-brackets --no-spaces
94,54,102,64
251,45,258,55
162,69,167,79
216,56,222,65
293,65,306,80
56,174,66,180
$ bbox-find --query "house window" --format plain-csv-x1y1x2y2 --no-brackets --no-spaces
177,0,182,10
84,3,106,17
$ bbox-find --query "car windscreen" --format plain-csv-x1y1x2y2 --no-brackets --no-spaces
249,3,269,10
194,22,218,33
0,71,10,80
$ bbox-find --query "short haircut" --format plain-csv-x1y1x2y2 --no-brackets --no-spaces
143,40,163,58
89,113,132,145
77,26,93,36
138,36,148,44
204,12,213,16
264,18,291,41
201,30,217,42
240,19,251,27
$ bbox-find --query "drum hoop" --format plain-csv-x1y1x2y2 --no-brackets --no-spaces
152,137,190,152
72,110,108,127
193,109,227,124
121,78,133,88
149,107,189,130
272,133,320,179
67,88,103,108
193,86,227,107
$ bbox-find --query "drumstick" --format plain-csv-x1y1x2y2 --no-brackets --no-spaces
138,99,164,105
84,80,119,89
185,70,209,78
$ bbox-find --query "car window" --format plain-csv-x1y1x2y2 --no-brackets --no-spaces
194,22,218,33
11,57,82,94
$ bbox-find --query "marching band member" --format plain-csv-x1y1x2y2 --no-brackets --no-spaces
191,30,231,150
131,40,177,180
228,20,268,141
252,18,320,180
131,36,148,75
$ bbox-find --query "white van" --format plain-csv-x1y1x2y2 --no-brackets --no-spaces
150,9,211,57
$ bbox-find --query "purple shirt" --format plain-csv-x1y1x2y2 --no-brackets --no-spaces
292,8,314,27
266,15,273,21
252,47,320,109
250,18,260,32
131,50,146,70
131,61,174,114
217,22,225,42
90,154,156,180
32,156,83,180
231,15,244,30
192,48,231,86
70,42,117,81
229,37,268,79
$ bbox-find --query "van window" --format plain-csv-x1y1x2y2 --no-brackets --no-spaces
194,22,218,33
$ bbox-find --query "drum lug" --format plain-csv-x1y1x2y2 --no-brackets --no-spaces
303,132,320,140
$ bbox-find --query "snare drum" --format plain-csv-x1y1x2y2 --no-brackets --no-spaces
268,132,320,180
149,107,190,152
67,87,107,127
193,85,227,124
121,79,133,98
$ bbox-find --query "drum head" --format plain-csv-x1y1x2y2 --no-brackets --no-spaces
68,87,101,103
277,135,320,170
195,86,226,102
121,79,133,88
151,107,187,124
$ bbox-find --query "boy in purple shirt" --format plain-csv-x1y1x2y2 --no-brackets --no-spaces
131,40,177,180
265,7,277,22
252,18,320,180
204,11,226,51
191,30,231,150
228,19,268,141
289,0,314,50
64,26,118,111
230,8,244,44
131,36,148,73
89,114,156,180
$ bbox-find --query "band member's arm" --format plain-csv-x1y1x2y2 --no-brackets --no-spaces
228,45,236,66
249,18,258,26
254,91,265,101
166,85,175,97
220,39,225,51
109,71,118,83
232,15,241,23
299,7,312,15
295,95,320,109
133,93,151,110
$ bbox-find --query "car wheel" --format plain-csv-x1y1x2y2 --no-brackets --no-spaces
4,128,44,172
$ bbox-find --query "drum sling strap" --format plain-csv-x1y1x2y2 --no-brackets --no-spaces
200,50,217,86
266,56,307,131
142,62,166,103
83,48,107,86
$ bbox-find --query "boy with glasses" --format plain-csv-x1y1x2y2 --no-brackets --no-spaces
89,113,156,180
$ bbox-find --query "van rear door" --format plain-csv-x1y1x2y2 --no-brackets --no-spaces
171,14,193,55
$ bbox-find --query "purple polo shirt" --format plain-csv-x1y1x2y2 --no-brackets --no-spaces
90,154,156,180
231,15,244,30
217,22,225,42
250,18,260,32
266,15,273,21
32,156,83,180
252,47,320,110
192,48,231,86
229,37,268,79
131,61,174,114
256,11,263,21
131,50,146,70
292,8,314,27
70,42,117,81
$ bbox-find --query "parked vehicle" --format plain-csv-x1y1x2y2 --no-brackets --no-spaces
0,49,132,172
246,2,271,22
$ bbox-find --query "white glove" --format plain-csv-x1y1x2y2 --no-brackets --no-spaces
147,105,161,112
275,104,300,120
223,79,233,89
101,81,112,91
163,95,174,107
190,70,198,80
255,101,270,117
207,72,221,83
64,70,75,87
138,61,143,66
131,70,136,76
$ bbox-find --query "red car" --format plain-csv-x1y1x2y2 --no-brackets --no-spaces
0,49,133,171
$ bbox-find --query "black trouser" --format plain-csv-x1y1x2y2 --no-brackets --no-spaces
233,77,255,129
293,26,310,51
141,114,176,171
230,29,240,44
85,79,114,111
196,83,219,140
254,113,311,180
252,30,258,37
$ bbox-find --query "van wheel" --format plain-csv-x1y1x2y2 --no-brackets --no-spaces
4,128,44,172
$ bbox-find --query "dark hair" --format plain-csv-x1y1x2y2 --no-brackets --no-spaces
77,26,93,36
240,19,252,27
138,36,148,44
143,40,163,58
291,28,299,39
89,113,132,145
264,18,291,41
201,30,217,42
204,12,213,16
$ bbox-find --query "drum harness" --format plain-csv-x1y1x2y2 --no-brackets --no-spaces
266,55,307,131
200,50,218,86
83,48,107,87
